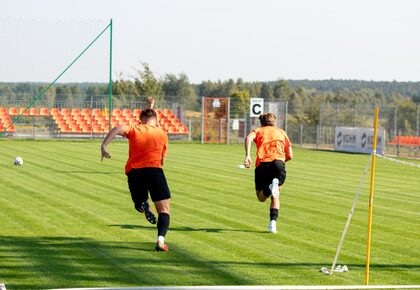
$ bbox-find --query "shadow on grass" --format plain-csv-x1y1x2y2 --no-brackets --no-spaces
1,235,418,289
54,170,121,174
0,235,252,289
109,224,267,233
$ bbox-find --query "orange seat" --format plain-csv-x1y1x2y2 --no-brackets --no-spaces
19,107,29,116
81,108,90,114
8,107,18,116
29,107,40,116
7,125,15,132
168,126,177,134
59,124,70,132
61,108,70,115
40,107,49,116
133,109,141,117
81,125,91,133
92,108,101,116
71,108,80,115
180,126,188,134
163,109,172,116
112,108,122,115
50,108,60,115
123,108,132,116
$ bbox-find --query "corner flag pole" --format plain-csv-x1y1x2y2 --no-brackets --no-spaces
365,106,379,285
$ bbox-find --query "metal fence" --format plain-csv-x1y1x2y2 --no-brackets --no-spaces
186,100,419,158
1,95,419,158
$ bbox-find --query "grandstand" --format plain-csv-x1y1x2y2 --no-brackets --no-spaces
0,106,188,137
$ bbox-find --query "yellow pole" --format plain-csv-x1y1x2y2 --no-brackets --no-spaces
365,106,379,285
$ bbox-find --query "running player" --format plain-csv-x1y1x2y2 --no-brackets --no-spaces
101,108,171,251
244,113,293,233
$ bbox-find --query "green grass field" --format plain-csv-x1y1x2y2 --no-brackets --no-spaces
0,140,419,289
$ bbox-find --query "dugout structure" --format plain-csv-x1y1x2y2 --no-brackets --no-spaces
201,97,230,144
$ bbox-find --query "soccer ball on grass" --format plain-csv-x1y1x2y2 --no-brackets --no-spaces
14,157,23,166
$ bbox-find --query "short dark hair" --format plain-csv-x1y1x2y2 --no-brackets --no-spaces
140,108,157,121
259,113,276,126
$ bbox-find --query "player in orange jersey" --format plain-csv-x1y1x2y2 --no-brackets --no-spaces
244,113,293,233
101,108,171,251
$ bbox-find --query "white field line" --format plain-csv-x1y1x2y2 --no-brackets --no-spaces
51,285,420,290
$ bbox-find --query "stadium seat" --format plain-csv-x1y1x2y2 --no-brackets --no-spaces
163,109,172,116
113,108,122,115
81,108,90,114
92,108,101,116
50,108,60,115
389,135,420,147
178,126,188,134
40,107,49,116
123,108,132,116
61,108,70,115
29,107,40,116
168,126,177,134
71,108,80,115
133,109,141,118
8,107,18,116
19,107,29,116
81,125,91,133
6,125,15,132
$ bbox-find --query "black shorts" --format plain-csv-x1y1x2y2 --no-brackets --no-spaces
255,160,286,191
127,168,171,204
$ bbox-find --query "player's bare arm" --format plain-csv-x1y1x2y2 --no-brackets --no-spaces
101,125,126,161
244,131,255,168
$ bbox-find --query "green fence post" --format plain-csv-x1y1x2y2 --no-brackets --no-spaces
108,18,113,131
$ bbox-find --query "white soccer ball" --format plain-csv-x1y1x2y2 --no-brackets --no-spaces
14,156,23,166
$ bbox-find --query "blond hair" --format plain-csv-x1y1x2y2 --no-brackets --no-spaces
259,113,276,126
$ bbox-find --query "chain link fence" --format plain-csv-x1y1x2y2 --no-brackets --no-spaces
1,94,419,158
185,99,419,158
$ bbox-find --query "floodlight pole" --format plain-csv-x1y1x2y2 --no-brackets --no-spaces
201,97,205,144
365,106,379,285
108,18,113,131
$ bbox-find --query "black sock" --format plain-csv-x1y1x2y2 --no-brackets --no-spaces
157,213,170,237
270,208,279,221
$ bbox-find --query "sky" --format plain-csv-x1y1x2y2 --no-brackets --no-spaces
1,0,420,83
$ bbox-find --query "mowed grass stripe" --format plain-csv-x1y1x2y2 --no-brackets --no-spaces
0,140,418,288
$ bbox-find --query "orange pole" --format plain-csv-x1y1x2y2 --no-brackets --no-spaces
365,106,379,285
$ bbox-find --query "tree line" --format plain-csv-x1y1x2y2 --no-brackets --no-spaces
1,63,419,131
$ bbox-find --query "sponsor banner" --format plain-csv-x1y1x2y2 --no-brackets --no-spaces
335,127,385,154
250,98,264,117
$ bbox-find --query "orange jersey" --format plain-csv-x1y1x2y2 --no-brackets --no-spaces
252,126,292,167
123,124,168,174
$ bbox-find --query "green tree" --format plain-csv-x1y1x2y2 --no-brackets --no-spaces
273,79,290,100
133,63,164,102
37,85,56,105
230,88,250,118
163,73,197,109
113,72,139,99
260,83,274,101
55,85,72,106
